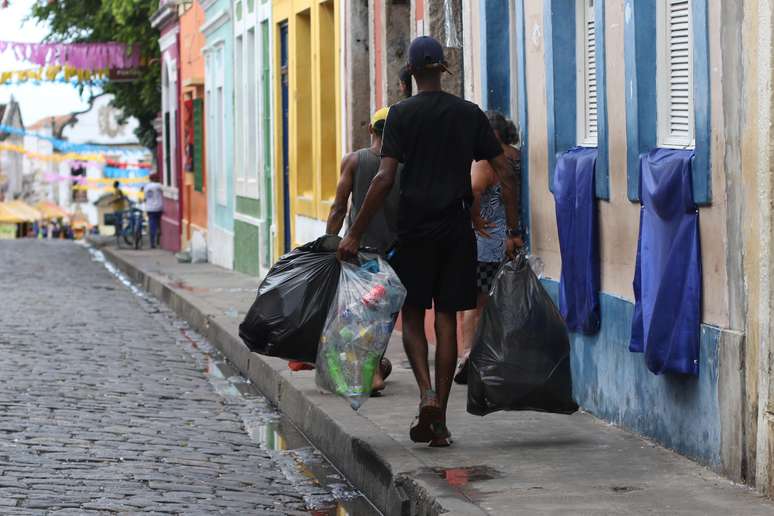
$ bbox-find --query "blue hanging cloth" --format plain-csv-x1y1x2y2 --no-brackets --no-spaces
630,148,701,376
552,147,600,334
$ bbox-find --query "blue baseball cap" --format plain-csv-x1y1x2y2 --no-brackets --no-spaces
408,36,450,73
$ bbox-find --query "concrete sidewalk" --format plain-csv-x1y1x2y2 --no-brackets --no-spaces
95,242,774,516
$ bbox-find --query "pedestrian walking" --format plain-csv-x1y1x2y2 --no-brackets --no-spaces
112,180,129,239
456,111,523,385
142,174,163,249
337,36,521,447
326,106,400,255
325,106,401,393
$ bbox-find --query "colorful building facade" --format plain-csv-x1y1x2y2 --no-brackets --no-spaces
151,0,183,252
186,0,774,495
233,0,274,277
179,0,209,257
202,0,236,269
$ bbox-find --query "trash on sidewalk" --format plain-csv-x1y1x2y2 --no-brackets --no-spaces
239,235,342,364
468,254,578,416
315,254,406,410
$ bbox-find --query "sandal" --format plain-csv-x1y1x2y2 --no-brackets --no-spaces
380,357,393,381
410,390,442,443
429,421,453,448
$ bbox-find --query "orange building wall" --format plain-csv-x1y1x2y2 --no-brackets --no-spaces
180,1,208,242
180,3,206,81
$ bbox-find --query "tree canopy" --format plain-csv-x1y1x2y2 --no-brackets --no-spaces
30,0,161,149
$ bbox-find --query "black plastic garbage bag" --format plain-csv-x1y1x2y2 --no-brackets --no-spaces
468,255,578,416
239,235,342,363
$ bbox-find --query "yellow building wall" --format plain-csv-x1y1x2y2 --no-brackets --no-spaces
272,0,341,259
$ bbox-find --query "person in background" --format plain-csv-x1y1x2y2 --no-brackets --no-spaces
319,107,400,393
337,37,522,447
326,106,400,255
112,180,129,240
455,111,523,384
142,174,164,249
399,65,413,99
51,220,61,239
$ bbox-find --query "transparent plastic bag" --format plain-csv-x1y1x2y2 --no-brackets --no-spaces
315,254,406,410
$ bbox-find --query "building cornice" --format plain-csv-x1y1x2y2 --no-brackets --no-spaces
200,7,231,37
159,26,180,52
150,3,179,30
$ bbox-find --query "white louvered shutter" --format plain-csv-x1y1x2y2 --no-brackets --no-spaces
578,0,597,147
659,0,693,148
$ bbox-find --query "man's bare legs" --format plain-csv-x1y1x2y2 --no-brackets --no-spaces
434,310,458,423
401,304,458,445
403,304,446,443
401,304,432,393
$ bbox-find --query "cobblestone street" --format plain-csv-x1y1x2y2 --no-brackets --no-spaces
0,240,361,514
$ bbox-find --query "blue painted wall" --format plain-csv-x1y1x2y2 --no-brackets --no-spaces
542,279,721,468
204,0,235,234
692,0,711,204
543,0,576,193
515,0,530,246
594,0,609,200
484,0,511,115
623,0,657,202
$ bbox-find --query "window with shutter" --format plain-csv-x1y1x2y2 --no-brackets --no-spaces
193,98,204,193
576,0,597,147
658,0,693,148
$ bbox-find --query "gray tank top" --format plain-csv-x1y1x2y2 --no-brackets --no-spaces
347,148,400,254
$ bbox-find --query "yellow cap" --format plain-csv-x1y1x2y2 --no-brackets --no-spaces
371,106,390,126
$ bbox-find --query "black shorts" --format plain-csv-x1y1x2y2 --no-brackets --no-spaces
390,224,477,312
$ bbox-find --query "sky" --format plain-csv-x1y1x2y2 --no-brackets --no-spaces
0,0,95,126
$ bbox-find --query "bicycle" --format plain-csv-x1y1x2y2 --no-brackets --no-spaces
115,205,146,250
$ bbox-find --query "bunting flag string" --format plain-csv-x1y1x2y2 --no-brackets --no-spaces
0,65,109,85
66,159,153,170
0,125,152,157
0,40,141,71
0,143,153,181
42,173,148,185
105,159,152,169
0,142,106,163
103,166,149,179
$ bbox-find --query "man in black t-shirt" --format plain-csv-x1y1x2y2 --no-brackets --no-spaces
338,36,521,447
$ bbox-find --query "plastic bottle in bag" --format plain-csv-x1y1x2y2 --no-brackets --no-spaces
315,255,406,410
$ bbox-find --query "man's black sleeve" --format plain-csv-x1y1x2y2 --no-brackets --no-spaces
380,108,403,162
473,108,503,161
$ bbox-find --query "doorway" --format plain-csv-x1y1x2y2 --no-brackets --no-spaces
280,22,291,253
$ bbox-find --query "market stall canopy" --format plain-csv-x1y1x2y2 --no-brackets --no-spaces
35,201,69,220
6,201,42,222
0,203,24,224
